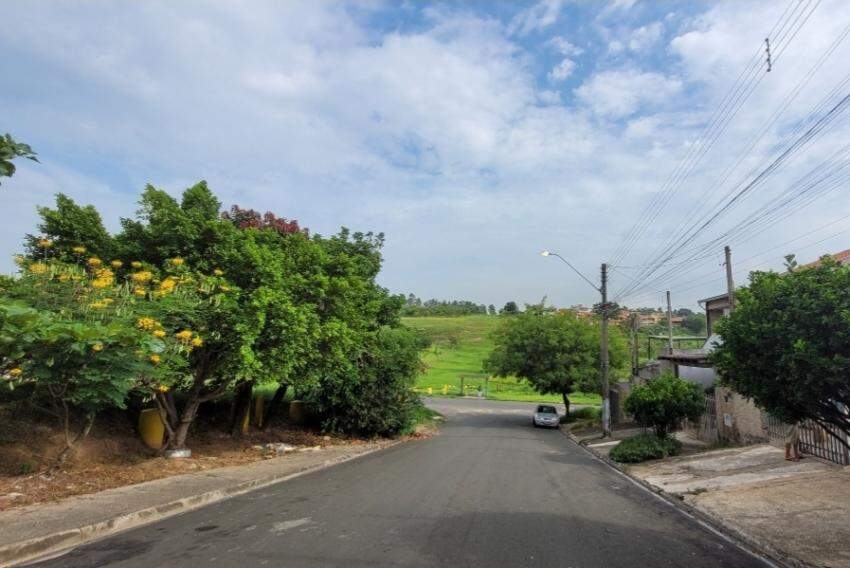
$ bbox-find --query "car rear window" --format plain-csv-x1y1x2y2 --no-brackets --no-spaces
537,405,557,414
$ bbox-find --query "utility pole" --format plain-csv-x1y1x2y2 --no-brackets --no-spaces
629,312,639,381
724,245,735,313
666,290,673,355
600,263,611,438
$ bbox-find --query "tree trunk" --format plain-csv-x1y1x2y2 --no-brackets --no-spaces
562,392,571,418
262,384,288,430
170,399,201,450
229,381,254,436
51,412,95,472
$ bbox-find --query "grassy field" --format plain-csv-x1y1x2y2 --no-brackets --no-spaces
402,315,602,405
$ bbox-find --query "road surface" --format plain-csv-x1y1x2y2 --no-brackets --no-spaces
32,398,767,567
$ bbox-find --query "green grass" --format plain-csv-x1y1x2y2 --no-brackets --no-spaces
403,315,601,405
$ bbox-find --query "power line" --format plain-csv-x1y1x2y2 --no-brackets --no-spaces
608,0,815,268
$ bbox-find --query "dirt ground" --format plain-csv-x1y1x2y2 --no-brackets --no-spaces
0,404,431,512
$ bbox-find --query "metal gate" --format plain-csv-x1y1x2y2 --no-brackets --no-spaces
688,392,718,443
762,412,850,466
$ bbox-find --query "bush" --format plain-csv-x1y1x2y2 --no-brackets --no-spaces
625,373,705,438
610,433,682,463
307,327,424,437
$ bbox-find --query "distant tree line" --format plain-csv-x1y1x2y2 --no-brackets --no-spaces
402,295,489,317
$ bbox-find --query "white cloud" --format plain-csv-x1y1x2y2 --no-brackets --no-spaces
2,0,850,309
509,0,565,36
549,36,583,56
629,21,663,52
548,58,577,81
574,69,683,118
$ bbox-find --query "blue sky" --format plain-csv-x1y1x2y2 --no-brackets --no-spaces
3,0,850,310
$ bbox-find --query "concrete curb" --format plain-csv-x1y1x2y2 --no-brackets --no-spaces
559,426,802,568
0,441,402,568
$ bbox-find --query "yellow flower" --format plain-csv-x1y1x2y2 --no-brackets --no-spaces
133,288,146,297
110,260,123,269
92,342,104,352
37,238,53,248
149,354,161,364
175,329,193,342
88,301,107,309
72,246,87,254
131,261,142,269
158,277,177,293
169,257,185,266
157,384,170,393
58,273,71,282
137,317,158,331
28,263,49,276
87,257,102,267
191,336,203,347
131,271,153,283
213,268,224,276
153,329,166,338
8,368,22,377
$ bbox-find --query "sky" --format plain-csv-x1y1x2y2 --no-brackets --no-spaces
3,0,850,311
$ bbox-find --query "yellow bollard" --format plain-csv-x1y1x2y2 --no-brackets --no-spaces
442,384,448,395
427,387,433,395
289,400,305,424
138,408,165,450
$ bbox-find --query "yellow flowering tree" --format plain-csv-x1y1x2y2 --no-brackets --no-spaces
0,256,204,466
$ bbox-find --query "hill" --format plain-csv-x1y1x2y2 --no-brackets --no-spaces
402,315,601,405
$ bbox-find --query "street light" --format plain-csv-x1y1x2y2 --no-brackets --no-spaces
541,250,611,438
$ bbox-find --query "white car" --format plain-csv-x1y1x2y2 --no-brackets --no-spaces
532,404,560,428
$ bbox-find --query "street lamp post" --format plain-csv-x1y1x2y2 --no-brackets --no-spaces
541,250,611,438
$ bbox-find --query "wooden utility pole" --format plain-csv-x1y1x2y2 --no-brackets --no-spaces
666,290,673,355
600,263,611,438
724,245,735,313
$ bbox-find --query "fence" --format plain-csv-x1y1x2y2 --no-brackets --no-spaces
762,412,850,466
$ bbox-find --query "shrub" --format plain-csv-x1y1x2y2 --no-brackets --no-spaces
307,327,424,437
624,373,705,438
610,433,682,463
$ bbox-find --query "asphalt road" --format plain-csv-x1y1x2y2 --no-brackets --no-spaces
32,398,768,567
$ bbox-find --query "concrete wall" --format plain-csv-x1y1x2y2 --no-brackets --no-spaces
678,365,717,389
715,386,769,444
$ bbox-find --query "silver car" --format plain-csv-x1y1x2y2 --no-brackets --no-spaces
532,404,560,428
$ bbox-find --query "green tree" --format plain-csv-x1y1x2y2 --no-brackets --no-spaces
681,313,706,335
26,194,116,261
25,182,417,448
500,301,519,315
485,311,626,416
0,133,38,184
0,257,194,466
713,258,850,443
625,373,704,438
488,304,496,315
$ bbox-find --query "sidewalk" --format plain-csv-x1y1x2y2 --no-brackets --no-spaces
568,424,850,568
0,440,397,567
